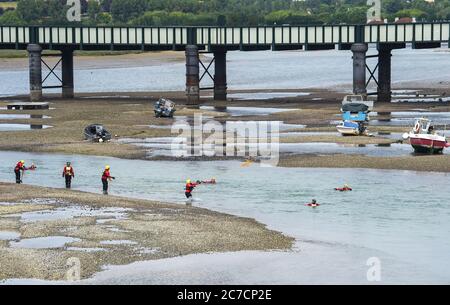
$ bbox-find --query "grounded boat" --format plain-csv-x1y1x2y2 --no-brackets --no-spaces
337,95,372,136
84,124,112,142
336,121,361,136
403,118,449,154
154,98,176,118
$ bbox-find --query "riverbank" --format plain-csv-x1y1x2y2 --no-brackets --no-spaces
0,50,187,70
2,89,450,172
0,182,293,281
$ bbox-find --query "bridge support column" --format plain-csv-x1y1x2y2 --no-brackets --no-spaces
377,45,392,103
186,45,200,105
351,43,368,96
61,49,74,99
27,44,42,102
214,51,227,101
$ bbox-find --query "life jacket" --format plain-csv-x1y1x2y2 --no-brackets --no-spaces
14,162,24,171
185,183,197,193
102,170,111,180
64,166,73,176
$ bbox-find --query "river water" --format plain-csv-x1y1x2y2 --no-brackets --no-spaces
0,151,449,284
1,46,449,97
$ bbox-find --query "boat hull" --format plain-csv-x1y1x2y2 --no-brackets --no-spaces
409,136,447,154
336,126,360,136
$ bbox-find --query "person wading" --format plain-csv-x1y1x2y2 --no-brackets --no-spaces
14,160,31,184
62,162,75,189
185,179,201,202
101,165,115,195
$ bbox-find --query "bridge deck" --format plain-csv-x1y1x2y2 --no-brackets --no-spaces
0,23,449,51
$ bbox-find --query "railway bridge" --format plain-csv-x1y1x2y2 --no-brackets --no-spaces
0,23,449,103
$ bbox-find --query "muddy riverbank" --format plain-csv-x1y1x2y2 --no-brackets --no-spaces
0,183,292,281
1,89,450,172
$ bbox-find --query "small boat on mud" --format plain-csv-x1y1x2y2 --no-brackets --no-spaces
336,121,362,136
84,124,112,142
403,118,449,154
154,98,176,118
337,95,372,136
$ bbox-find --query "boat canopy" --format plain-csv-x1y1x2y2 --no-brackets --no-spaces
342,103,369,113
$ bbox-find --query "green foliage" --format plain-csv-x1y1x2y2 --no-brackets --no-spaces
265,10,320,25
395,9,428,19
111,0,148,23
2,0,450,26
0,10,25,25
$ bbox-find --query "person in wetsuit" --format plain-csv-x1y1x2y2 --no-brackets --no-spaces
14,160,29,184
185,179,201,199
101,165,115,195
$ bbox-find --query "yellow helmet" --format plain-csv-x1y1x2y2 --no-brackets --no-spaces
105,165,110,170
186,179,191,184
20,160,25,164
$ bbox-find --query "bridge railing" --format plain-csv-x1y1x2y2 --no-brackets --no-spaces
195,25,357,46
0,23,449,49
364,22,450,43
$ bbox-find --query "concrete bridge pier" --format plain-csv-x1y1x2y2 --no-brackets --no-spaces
351,43,368,96
377,44,393,103
27,44,43,102
213,51,227,101
185,45,200,105
61,49,74,99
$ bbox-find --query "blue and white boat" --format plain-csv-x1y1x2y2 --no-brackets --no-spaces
336,95,372,136
336,121,361,136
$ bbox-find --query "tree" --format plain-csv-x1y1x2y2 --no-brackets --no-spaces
111,0,148,23
101,0,113,12
88,0,101,21
16,0,46,23
395,9,428,20
0,10,25,25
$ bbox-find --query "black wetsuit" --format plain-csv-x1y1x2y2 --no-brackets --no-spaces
14,162,24,184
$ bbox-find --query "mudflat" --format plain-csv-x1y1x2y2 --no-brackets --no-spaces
0,183,293,281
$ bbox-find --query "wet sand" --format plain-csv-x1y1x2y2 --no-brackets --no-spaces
0,51,187,70
0,183,293,281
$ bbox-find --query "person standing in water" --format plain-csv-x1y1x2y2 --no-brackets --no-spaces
62,162,75,189
185,179,200,201
14,160,31,184
101,165,115,195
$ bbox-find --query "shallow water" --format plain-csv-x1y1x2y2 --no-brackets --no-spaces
9,236,80,249
370,112,450,126
14,206,132,223
1,151,450,283
0,231,20,241
1,47,450,96
200,106,296,116
0,114,51,120
120,134,420,157
0,124,53,131
225,92,310,100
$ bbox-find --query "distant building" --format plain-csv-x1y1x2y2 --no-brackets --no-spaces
395,17,417,23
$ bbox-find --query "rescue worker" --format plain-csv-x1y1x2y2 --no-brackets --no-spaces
14,160,29,184
185,179,201,199
62,162,75,189
101,165,115,195
342,184,352,191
